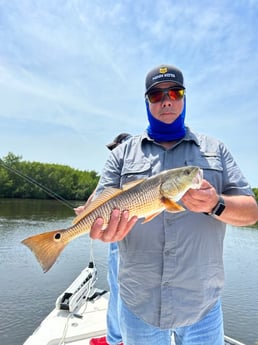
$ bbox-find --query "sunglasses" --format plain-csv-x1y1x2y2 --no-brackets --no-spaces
146,87,185,103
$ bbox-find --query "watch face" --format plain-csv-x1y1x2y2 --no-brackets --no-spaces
213,197,225,216
214,203,225,216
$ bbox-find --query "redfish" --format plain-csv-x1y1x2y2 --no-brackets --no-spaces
22,166,202,272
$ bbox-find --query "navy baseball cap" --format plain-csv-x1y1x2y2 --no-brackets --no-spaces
145,64,185,93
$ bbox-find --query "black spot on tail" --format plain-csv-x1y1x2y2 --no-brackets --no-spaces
54,233,61,241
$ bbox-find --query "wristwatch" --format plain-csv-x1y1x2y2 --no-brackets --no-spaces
209,196,226,216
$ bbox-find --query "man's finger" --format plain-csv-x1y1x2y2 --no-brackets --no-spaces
90,217,104,239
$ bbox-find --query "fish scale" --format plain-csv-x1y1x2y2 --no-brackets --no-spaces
22,166,202,272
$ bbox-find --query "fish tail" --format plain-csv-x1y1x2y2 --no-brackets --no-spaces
22,229,68,273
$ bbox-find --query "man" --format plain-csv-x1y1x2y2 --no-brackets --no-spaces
90,64,258,345
75,133,131,345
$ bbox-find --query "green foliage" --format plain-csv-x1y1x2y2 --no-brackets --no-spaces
252,188,258,203
0,152,99,201
1,152,258,205
252,188,258,228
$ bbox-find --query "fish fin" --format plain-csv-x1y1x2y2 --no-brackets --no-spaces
73,180,145,225
161,197,185,212
122,179,145,190
141,211,163,224
72,187,124,225
22,229,68,273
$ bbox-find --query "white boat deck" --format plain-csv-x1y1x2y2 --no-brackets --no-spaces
24,292,108,345
23,291,245,345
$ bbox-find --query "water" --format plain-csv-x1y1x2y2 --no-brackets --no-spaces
0,199,257,345
223,226,258,344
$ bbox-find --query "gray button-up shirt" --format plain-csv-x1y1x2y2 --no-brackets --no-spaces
95,128,253,329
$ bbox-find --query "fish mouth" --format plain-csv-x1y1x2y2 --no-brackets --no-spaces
193,169,203,188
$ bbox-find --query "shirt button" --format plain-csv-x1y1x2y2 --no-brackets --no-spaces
165,250,170,256
163,282,169,287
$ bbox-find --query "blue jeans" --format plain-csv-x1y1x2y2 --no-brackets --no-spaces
106,242,122,345
118,297,224,345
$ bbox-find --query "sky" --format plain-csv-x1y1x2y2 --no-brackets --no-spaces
0,0,258,187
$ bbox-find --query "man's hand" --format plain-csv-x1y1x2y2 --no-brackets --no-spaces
181,179,219,213
74,193,95,215
90,209,138,242
74,205,86,215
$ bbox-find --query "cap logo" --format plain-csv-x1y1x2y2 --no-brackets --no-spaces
152,72,176,82
159,67,168,74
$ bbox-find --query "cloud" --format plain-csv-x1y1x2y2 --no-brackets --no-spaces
0,0,257,185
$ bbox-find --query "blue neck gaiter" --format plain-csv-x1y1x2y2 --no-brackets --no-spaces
146,98,186,142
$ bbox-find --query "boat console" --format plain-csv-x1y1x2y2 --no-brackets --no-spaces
56,261,101,313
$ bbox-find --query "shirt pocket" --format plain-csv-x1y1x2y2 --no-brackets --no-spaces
120,159,152,187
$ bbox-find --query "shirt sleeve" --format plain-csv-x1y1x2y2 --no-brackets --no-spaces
219,141,254,196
